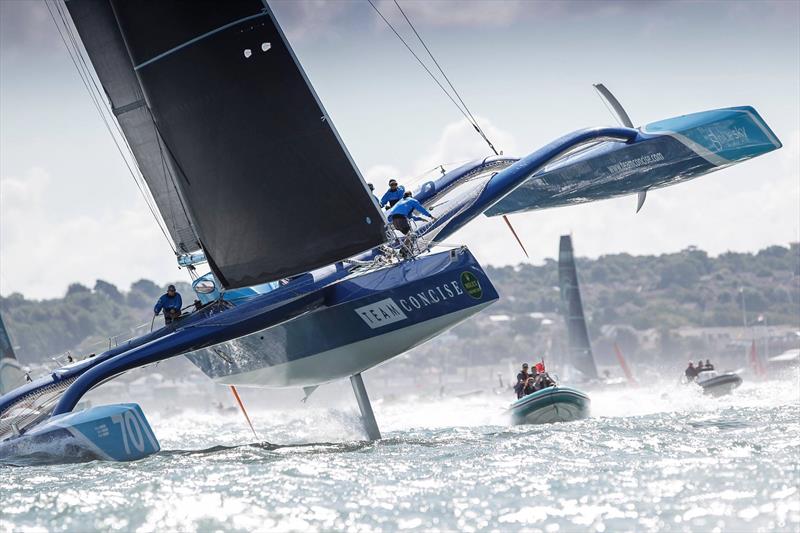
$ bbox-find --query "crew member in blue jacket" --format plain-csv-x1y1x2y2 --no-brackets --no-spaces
154,284,183,324
380,179,405,208
387,191,436,235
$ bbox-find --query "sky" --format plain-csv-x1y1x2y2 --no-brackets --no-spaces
1,0,798,299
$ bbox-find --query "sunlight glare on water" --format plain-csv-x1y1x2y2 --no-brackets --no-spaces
1,374,798,531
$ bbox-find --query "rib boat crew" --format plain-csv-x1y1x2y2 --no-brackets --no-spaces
0,0,782,461
507,362,590,425
684,360,742,397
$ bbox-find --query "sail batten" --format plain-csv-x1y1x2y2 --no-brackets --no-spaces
133,11,269,71
67,0,386,287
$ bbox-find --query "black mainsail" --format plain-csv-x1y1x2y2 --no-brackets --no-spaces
66,0,386,288
558,235,599,380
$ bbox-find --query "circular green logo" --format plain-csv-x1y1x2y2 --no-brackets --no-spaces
460,271,483,299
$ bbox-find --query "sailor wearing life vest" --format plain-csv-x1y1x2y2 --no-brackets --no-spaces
386,191,436,235
380,178,405,208
154,284,183,325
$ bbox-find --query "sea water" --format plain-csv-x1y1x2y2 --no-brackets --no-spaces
1,374,798,531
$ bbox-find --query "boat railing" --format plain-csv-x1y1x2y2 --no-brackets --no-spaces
42,300,213,375
23,319,155,383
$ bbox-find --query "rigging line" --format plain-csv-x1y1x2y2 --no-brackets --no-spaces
365,0,475,128
55,1,149,189
55,2,148,176
392,0,499,156
408,158,472,182
46,1,177,254
59,2,164,225
392,0,532,258
49,1,175,254
55,0,167,225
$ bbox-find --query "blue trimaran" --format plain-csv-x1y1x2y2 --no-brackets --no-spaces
0,1,782,461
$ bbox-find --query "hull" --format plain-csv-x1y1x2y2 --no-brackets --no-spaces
699,373,742,397
507,386,591,425
186,248,498,387
0,404,159,464
486,107,782,216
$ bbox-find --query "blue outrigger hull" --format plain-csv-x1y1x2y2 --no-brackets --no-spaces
0,404,159,464
507,386,591,425
485,107,781,216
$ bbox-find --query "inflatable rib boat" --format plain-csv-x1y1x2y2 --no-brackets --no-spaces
507,386,591,425
695,370,743,397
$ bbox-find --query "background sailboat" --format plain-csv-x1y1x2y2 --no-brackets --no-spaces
0,314,25,395
558,235,637,386
558,235,599,382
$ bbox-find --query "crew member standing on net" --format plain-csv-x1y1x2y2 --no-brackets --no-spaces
387,191,436,235
380,178,405,208
154,284,183,325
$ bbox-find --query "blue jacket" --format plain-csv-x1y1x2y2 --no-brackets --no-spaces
154,292,182,315
387,197,432,219
380,186,405,207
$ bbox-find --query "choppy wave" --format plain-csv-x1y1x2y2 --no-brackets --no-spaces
1,373,798,531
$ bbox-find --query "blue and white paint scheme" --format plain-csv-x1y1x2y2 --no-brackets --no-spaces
507,387,591,425
484,107,780,216
0,404,159,463
0,0,784,461
187,248,496,387
0,104,782,458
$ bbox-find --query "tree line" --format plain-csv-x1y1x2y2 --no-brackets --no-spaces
1,243,797,365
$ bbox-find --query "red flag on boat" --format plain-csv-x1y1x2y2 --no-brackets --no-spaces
614,343,637,386
749,340,767,377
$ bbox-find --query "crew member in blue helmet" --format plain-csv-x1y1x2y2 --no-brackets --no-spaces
154,284,183,325
386,191,435,235
380,178,405,208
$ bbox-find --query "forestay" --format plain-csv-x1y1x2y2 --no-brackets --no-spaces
66,0,386,288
